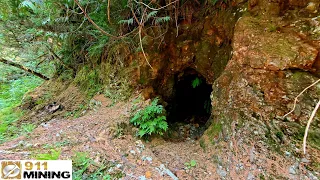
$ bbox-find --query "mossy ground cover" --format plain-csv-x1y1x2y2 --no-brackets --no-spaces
0,63,43,143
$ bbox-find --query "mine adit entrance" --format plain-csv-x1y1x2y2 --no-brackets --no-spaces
164,68,212,140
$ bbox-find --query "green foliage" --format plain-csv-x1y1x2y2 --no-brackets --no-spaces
35,149,61,160
64,104,87,118
72,152,92,179
130,98,168,138
184,160,197,169
74,66,102,97
207,122,222,142
146,11,158,20
200,139,206,151
72,152,120,180
21,123,36,133
155,16,171,24
118,18,134,25
0,75,43,144
268,24,277,32
103,62,133,103
191,77,202,88
275,131,284,141
43,140,71,149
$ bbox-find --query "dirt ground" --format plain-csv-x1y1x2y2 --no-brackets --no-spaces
0,94,319,179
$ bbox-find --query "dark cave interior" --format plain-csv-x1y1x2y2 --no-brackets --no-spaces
166,68,212,127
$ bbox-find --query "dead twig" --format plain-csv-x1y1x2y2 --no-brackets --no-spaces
282,78,320,154
107,0,112,24
74,0,117,38
303,99,320,154
138,26,153,70
45,45,76,72
74,0,135,38
130,4,153,70
282,78,320,118
132,0,179,11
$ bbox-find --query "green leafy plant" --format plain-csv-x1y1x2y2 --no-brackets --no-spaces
64,104,88,118
191,77,202,88
184,160,197,169
72,152,92,179
35,149,61,160
0,74,43,144
72,152,120,180
22,123,36,133
155,16,171,24
118,18,134,25
130,98,168,138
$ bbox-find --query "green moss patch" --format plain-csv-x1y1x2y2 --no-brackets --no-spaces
0,75,43,143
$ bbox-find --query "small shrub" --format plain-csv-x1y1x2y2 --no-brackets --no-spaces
72,152,118,180
185,160,197,169
276,131,284,141
35,149,61,160
64,104,87,118
74,66,102,97
22,123,36,133
130,98,168,138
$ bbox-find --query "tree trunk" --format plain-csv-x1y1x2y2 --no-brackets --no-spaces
0,58,50,80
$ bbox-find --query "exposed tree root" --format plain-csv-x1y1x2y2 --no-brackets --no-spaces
283,78,320,154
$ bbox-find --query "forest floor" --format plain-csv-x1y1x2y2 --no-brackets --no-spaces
0,94,318,179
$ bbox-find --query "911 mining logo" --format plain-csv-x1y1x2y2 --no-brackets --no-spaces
1,161,21,179
0,160,72,180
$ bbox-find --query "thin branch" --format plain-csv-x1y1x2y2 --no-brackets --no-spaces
175,1,179,37
139,26,153,70
132,0,179,11
74,0,135,38
35,54,48,68
130,4,153,70
107,0,112,24
0,58,49,80
74,0,117,38
45,45,76,72
303,99,320,154
283,78,320,118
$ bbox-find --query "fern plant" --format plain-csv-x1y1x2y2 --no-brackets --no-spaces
130,98,168,138
191,77,202,88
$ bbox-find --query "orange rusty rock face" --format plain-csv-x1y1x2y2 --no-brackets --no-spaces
132,8,239,101
207,29,214,36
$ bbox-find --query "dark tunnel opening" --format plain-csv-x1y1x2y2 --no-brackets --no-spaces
165,68,212,140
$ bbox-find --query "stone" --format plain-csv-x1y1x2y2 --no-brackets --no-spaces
129,150,136,155
289,163,299,175
301,158,310,163
233,17,318,71
145,171,152,178
217,167,227,177
175,170,186,178
305,2,318,13
285,151,291,157
247,172,255,180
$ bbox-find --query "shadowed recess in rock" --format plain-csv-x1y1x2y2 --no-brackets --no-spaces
166,68,212,127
